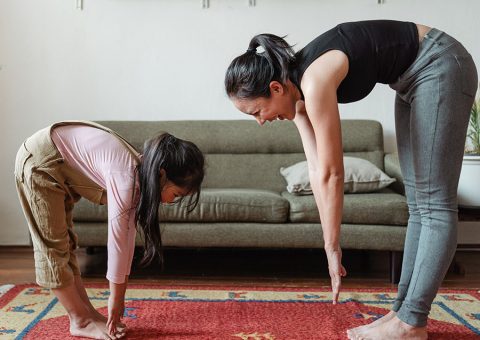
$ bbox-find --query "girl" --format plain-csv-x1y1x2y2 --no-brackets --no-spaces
15,121,205,339
225,20,477,339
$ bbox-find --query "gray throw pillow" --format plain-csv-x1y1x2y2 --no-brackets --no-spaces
280,157,396,195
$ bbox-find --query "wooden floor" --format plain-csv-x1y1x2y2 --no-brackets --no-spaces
1,246,480,289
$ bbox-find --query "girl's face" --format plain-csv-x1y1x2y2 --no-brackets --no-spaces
161,180,189,204
232,81,298,125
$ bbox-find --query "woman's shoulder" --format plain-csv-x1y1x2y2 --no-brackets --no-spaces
301,50,349,92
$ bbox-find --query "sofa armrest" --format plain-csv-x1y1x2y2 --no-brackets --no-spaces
384,152,405,195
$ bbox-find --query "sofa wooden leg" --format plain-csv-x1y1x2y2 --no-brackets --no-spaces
390,251,403,284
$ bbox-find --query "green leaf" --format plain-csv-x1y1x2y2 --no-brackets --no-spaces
467,98,480,155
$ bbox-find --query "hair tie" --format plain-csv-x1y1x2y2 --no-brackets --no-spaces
246,48,257,54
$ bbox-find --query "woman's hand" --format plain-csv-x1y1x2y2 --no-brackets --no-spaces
325,245,347,304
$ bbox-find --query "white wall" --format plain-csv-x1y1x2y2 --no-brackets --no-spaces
1,0,479,245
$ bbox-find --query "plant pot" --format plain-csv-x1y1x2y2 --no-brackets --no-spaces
458,155,480,207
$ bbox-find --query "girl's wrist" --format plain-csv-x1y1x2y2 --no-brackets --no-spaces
324,244,340,252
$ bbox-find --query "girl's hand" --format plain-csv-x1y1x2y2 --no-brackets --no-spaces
107,295,125,336
108,278,128,337
325,245,347,304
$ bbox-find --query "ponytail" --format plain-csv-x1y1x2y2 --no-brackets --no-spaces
135,133,205,267
225,33,295,99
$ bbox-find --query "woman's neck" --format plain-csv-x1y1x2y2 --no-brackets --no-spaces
285,79,303,102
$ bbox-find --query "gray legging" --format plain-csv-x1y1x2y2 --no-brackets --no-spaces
389,28,478,327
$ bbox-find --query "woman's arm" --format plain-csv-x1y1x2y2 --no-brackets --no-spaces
299,50,348,250
293,100,343,250
297,50,349,302
304,92,344,250
293,101,319,170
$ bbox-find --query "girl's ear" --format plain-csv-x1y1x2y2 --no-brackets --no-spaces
159,169,167,186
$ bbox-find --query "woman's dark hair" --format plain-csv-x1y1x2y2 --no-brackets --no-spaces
135,133,205,267
225,33,295,99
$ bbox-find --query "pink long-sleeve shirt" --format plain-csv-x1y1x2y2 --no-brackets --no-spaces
51,125,139,284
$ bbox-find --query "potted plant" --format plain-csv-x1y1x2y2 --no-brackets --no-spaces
458,95,480,207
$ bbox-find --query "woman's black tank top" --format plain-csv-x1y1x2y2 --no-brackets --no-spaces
291,20,419,103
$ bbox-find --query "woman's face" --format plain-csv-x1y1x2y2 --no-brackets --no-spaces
232,81,297,125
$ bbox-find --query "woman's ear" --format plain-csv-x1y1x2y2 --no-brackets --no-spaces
159,169,167,186
269,81,284,95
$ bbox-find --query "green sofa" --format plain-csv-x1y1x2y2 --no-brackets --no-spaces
72,120,408,282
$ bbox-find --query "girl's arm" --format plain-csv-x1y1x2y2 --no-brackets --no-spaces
105,170,137,334
108,276,128,335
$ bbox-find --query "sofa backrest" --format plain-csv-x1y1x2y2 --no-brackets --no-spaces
96,120,384,192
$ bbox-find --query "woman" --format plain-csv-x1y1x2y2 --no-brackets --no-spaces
15,121,204,339
225,20,477,339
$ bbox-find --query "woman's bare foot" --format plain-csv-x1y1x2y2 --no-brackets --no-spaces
351,316,427,340
70,316,125,340
347,310,396,339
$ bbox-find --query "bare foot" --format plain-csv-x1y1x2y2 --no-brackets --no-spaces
347,311,396,339
52,282,126,339
352,316,427,340
91,309,127,331
70,317,126,340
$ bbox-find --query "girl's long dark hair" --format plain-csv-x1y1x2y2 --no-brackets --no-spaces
225,33,295,99
135,133,205,267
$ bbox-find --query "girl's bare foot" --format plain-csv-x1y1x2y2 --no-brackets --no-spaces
52,281,126,339
70,317,125,340
352,316,427,340
91,308,127,331
347,310,396,339
72,278,126,332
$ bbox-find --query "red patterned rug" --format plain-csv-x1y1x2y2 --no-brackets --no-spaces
1,284,479,339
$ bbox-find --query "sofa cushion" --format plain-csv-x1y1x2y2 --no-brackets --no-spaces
161,188,289,222
97,120,385,191
282,188,408,225
96,120,383,156
72,199,108,222
73,188,289,224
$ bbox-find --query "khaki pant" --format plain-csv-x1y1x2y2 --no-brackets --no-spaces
14,126,107,288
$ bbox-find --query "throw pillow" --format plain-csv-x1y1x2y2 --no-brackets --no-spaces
280,157,396,195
